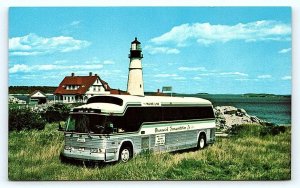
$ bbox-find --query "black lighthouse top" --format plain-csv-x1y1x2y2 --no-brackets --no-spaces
129,37,143,59
131,37,141,44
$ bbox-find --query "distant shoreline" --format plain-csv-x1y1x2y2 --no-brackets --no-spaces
9,86,291,96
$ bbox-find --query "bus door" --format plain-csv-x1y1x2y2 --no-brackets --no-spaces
141,136,150,152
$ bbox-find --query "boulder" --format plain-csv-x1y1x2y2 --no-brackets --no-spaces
9,96,26,104
214,106,265,130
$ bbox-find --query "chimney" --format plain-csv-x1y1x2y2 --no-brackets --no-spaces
157,89,160,93
89,72,92,76
95,74,98,77
71,73,75,77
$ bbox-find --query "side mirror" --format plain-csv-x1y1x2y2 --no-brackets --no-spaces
58,121,66,131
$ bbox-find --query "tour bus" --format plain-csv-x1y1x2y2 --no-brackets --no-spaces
60,95,216,163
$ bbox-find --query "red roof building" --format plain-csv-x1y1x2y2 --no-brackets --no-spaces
54,72,111,103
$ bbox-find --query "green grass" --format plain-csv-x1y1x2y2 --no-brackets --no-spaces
8,124,291,180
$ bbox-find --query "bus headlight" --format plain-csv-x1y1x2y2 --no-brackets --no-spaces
90,148,105,153
64,146,73,150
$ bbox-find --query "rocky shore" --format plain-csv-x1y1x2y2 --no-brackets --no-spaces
214,106,267,130
9,96,26,104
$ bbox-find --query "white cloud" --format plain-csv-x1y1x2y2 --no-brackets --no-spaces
10,52,42,56
85,58,115,65
235,78,251,81
278,48,291,54
70,20,81,26
219,72,248,77
154,74,178,78
154,80,164,83
236,78,259,82
178,66,206,71
53,60,68,64
198,73,215,76
281,76,291,80
193,77,202,80
150,20,291,46
144,45,180,55
9,64,30,73
194,71,249,78
172,76,186,80
9,33,90,56
9,63,103,73
103,60,115,65
257,74,272,79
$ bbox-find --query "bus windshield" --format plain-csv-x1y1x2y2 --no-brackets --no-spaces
66,114,114,134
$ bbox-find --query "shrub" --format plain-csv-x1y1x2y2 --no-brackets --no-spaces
260,125,286,137
9,108,46,131
43,103,71,123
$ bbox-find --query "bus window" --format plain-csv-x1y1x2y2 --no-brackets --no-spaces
66,114,115,134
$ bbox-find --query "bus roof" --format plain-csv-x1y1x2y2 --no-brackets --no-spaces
91,95,211,105
73,95,212,114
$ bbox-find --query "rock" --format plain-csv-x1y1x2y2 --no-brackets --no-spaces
9,96,26,104
214,106,265,130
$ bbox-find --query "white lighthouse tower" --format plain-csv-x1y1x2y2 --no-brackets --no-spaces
127,37,144,96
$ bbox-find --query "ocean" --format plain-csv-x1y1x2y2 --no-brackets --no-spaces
192,94,291,125
10,94,291,125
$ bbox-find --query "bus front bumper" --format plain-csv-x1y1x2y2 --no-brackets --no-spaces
61,149,117,162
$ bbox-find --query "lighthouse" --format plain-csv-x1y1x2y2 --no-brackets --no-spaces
127,37,144,96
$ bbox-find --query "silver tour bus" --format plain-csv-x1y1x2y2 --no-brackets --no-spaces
60,95,216,163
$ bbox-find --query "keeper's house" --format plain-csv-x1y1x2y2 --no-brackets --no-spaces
54,72,111,103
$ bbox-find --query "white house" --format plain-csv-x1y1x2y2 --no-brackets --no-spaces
29,90,47,104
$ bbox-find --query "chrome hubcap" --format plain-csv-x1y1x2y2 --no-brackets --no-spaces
121,149,130,162
200,138,205,148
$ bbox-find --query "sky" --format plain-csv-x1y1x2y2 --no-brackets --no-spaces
8,7,292,94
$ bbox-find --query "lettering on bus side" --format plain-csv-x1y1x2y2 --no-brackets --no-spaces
155,127,169,133
141,102,161,106
154,125,191,133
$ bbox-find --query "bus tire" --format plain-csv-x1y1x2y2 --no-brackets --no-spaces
198,133,206,150
119,146,132,163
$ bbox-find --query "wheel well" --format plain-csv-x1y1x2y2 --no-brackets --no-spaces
198,131,207,143
120,141,133,153
118,141,134,161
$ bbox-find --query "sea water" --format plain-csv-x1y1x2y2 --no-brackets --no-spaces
196,94,291,125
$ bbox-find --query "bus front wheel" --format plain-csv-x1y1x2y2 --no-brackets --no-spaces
119,147,132,163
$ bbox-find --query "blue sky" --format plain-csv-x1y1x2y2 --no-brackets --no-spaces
8,7,291,94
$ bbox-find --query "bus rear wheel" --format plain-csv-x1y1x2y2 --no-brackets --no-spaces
198,134,206,150
119,147,132,163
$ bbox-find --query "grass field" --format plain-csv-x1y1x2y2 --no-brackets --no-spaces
8,124,291,181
